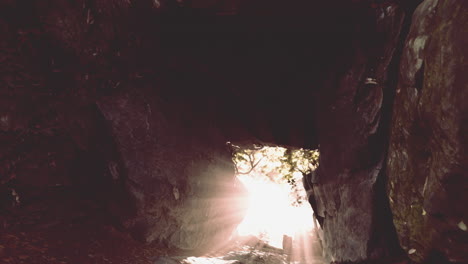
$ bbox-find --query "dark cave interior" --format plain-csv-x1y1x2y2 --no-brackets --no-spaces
0,1,467,264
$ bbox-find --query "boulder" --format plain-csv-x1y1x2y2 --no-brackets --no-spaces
96,87,248,250
312,2,408,262
387,0,468,262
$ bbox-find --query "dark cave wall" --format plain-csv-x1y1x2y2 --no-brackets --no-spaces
0,0,252,249
310,1,468,263
310,2,409,262
387,0,468,262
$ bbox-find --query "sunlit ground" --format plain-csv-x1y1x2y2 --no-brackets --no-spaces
236,174,315,248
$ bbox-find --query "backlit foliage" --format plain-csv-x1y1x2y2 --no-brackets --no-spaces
229,144,319,206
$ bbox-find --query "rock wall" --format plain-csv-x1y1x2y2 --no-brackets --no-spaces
0,0,253,251
387,0,468,262
96,87,248,249
311,2,410,262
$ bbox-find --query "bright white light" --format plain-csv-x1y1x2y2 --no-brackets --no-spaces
235,174,314,248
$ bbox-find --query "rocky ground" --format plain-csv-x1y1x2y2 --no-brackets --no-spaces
0,186,325,264
0,187,170,264
152,237,326,264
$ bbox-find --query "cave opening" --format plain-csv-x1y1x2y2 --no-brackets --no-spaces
227,144,324,263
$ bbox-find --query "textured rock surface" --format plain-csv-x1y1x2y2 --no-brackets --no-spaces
96,87,248,249
311,2,408,262
387,0,468,262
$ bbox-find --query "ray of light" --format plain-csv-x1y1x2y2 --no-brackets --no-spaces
185,167,322,263
235,174,314,248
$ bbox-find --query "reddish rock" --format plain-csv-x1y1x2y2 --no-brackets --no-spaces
387,0,468,263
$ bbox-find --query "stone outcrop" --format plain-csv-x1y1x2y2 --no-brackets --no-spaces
96,87,248,249
310,2,409,262
387,0,468,262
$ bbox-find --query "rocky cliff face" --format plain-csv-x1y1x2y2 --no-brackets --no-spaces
0,0,467,263
387,0,468,262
